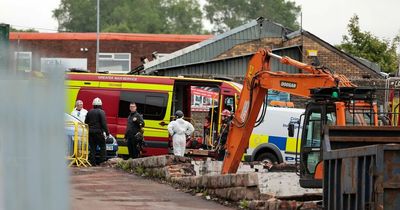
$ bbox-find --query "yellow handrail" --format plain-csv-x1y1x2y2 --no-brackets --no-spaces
65,121,91,167
208,97,215,149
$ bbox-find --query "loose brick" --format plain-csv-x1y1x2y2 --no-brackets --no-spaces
248,200,267,209
213,187,260,201
266,198,281,210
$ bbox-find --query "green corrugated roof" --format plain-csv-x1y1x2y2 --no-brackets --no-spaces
144,18,291,74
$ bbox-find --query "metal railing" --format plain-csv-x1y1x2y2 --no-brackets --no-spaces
65,121,91,167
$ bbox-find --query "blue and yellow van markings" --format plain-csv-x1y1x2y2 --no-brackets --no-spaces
249,134,301,154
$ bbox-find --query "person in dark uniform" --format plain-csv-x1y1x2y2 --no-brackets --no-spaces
125,102,145,159
85,97,109,166
217,109,232,161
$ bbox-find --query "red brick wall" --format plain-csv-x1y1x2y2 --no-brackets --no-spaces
217,35,380,80
218,35,383,108
284,35,384,108
285,36,381,79
10,39,200,72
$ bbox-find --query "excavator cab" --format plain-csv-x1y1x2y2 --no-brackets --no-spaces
297,87,379,188
298,102,335,187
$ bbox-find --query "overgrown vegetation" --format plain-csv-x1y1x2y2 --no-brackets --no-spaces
115,159,133,172
239,199,250,209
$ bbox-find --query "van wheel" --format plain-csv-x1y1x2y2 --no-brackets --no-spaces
256,153,278,164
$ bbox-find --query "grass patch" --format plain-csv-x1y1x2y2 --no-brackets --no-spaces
134,166,145,175
239,200,249,209
115,160,131,172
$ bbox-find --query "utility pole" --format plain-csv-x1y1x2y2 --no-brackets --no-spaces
96,0,100,72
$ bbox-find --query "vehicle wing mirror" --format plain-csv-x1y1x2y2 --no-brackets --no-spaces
288,122,295,137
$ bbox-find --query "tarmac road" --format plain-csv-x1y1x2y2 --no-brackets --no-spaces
70,167,235,210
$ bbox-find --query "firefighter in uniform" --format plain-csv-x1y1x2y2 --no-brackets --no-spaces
125,102,145,159
217,109,232,160
85,97,109,166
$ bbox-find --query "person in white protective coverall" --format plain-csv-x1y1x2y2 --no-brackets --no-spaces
168,110,195,156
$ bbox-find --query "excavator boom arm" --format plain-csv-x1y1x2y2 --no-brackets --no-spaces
221,48,354,174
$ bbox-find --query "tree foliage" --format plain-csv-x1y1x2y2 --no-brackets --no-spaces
52,0,204,34
10,27,38,32
204,0,301,33
337,15,400,73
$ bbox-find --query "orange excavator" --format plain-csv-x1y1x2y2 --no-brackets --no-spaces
221,48,380,187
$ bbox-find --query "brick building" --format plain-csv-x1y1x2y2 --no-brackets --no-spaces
142,19,385,107
215,31,382,80
9,32,212,73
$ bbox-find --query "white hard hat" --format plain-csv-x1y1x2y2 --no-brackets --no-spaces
92,97,102,106
175,110,184,118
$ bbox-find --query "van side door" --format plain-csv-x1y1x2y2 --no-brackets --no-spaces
76,88,120,135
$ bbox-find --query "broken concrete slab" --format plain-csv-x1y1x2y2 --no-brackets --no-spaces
259,172,321,197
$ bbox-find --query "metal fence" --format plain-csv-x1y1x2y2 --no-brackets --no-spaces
0,70,68,210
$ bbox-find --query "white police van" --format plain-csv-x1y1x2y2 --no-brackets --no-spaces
244,106,304,164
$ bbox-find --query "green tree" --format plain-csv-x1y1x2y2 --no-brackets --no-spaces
53,0,97,32
52,0,204,34
337,15,400,73
10,27,38,32
204,0,301,33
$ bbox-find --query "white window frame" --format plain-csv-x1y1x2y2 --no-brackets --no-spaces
98,53,131,73
15,51,32,72
98,53,113,60
40,58,87,72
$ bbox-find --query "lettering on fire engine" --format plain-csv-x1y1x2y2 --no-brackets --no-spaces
280,81,297,89
390,80,400,88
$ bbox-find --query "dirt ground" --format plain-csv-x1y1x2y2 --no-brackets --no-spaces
70,167,235,210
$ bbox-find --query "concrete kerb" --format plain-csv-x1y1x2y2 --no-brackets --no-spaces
127,155,191,169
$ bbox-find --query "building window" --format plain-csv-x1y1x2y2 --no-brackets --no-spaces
98,53,131,73
15,52,32,72
41,58,87,72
